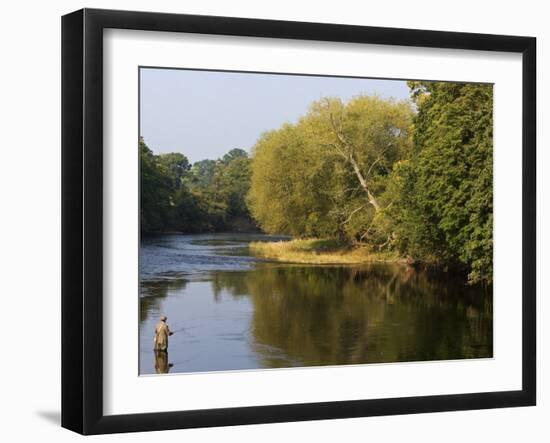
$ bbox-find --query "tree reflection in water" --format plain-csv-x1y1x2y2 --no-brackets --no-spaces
140,263,492,373
209,264,492,368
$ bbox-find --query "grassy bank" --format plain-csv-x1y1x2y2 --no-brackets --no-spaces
249,238,402,265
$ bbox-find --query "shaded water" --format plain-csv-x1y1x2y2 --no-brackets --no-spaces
139,233,492,375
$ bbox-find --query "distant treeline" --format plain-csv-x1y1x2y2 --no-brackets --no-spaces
141,81,493,283
140,143,255,234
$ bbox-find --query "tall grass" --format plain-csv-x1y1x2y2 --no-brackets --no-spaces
249,238,401,264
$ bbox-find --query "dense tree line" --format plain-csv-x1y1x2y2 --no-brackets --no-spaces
141,81,493,283
248,84,493,283
140,138,255,233
389,82,493,283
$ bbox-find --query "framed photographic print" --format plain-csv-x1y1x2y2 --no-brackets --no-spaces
61,8,536,435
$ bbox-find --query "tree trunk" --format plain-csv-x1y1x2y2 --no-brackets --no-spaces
348,154,381,211
328,111,381,212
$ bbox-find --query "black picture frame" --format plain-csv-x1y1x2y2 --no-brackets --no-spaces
61,8,536,435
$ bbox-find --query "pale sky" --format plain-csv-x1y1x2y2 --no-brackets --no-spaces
139,68,410,163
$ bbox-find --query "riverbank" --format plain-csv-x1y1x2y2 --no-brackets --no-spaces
249,238,403,265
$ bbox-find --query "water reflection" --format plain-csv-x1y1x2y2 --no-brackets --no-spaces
211,264,492,368
140,279,188,323
154,351,173,374
140,238,492,375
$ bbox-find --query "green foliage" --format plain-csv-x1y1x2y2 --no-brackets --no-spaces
247,96,413,243
141,86,493,283
390,82,493,283
157,152,190,192
140,138,172,232
247,123,336,237
140,138,256,234
186,159,216,189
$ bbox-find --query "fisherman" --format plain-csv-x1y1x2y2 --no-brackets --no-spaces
153,315,173,351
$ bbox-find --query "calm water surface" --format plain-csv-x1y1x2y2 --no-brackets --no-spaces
139,233,492,375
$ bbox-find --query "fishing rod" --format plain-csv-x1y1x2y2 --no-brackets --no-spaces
171,326,195,336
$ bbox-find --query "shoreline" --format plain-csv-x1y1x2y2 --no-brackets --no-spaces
249,238,406,265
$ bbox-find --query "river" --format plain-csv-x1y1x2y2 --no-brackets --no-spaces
139,233,492,375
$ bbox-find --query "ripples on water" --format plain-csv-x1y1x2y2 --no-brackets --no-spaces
139,233,493,375
139,233,287,284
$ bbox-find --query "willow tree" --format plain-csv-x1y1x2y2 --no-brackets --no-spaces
247,95,413,243
247,123,338,237
309,97,412,212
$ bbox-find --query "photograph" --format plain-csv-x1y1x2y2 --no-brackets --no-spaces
0,0,543,438
138,68,494,375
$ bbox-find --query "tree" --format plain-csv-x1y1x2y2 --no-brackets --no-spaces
390,82,493,283
247,123,338,237
186,159,216,189
158,152,190,192
310,97,411,211
217,152,252,219
247,95,413,242
222,148,248,164
166,149,256,232
139,137,172,233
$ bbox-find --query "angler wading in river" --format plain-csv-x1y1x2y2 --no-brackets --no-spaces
153,315,173,351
